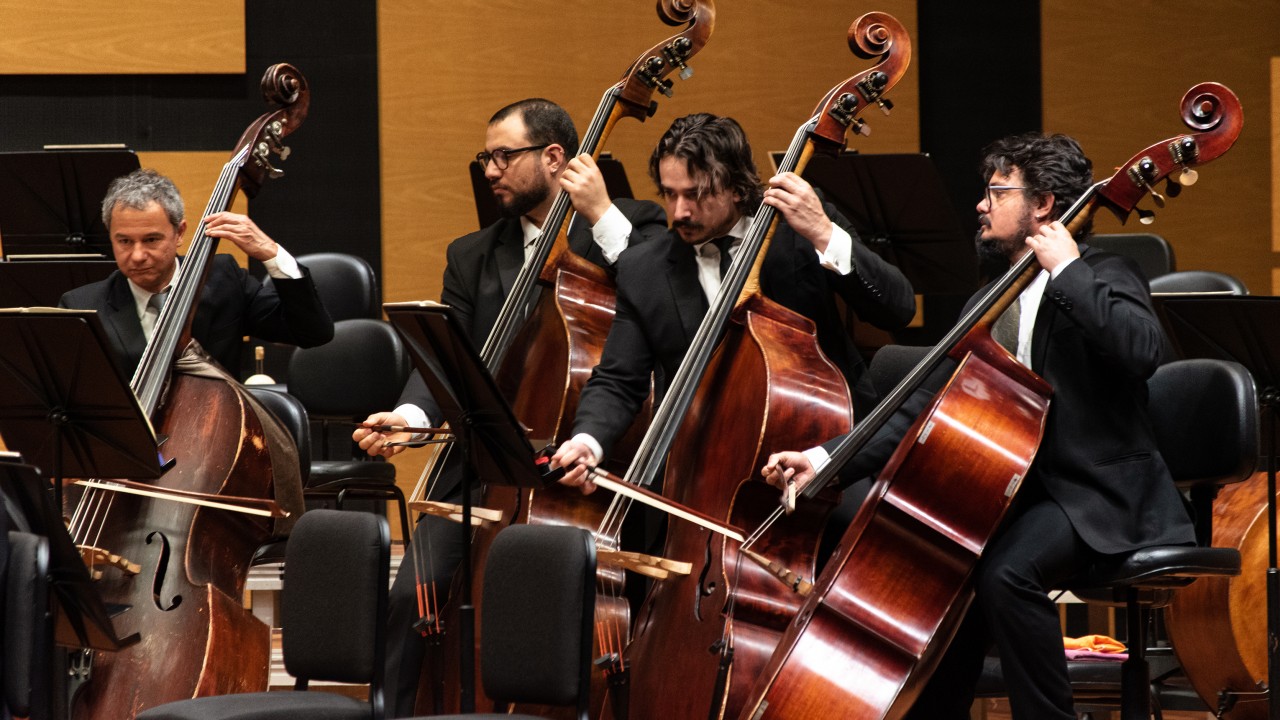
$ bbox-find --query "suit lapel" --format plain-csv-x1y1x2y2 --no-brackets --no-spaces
105,274,148,371
665,237,708,343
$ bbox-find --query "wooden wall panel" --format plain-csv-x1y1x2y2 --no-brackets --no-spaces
378,0,919,309
0,0,244,74
1042,1,1280,294
1272,56,1279,291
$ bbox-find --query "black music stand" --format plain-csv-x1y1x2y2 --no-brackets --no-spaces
1157,295,1280,720
0,148,137,307
1,456,141,720
0,308,165,514
799,152,977,345
383,300,549,713
0,149,139,259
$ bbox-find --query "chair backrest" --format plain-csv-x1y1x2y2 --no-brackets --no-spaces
287,318,411,420
480,524,596,718
1148,358,1258,487
293,252,380,321
1090,233,1175,280
6,530,50,720
281,509,389,712
1149,270,1248,295
245,387,312,486
866,345,931,408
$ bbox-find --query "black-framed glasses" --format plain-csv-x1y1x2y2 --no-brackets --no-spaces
985,184,1028,206
475,144,549,170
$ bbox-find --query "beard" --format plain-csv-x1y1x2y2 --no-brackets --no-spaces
494,176,551,219
974,211,1038,264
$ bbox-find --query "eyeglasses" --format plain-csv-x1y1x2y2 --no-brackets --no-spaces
475,144,549,171
985,184,1028,206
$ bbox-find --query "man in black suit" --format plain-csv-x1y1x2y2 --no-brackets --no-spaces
352,97,667,717
551,112,916,487
761,133,1195,720
58,168,333,377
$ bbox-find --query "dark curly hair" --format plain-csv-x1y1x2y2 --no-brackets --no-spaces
980,132,1095,238
648,113,764,215
489,98,580,158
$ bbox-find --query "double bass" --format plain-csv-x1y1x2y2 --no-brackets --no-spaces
611,13,909,720
739,81,1243,719
409,2,715,714
1167,470,1276,718
64,64,309,718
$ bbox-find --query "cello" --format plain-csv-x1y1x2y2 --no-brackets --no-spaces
738,81,1243,719
63,64,309,719
408,2,715,714
610,13,909,720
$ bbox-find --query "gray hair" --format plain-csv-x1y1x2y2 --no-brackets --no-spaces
101,168,184,228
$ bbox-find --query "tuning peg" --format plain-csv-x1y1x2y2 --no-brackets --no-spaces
1179,167,1199,186
876,97,894,116
665,38,694,80
1136,207,1156,225
658,79,674,98
852,117,870,137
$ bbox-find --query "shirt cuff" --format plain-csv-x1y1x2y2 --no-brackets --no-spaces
816,225,855,275
569,432,604,466
394,403,433,439
263,245,303,279
803,446,831,474
1048,256,1077,280
591,204,632,265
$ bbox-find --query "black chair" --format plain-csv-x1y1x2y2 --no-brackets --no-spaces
976,358,1258,719
247,251,380,384
1091,233,1176,280
292,252,380,322
136,509,391,720
5,530,51,720
287,318,413,542
1149,270,1248,295
410,524,597,720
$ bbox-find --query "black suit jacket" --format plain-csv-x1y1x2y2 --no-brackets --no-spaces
59,254,334,378
831,246,1195,554
573,203,916,460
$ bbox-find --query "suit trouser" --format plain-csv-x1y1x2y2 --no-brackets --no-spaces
905,492,1094,720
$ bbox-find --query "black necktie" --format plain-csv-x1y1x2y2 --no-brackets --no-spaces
713,236,736,280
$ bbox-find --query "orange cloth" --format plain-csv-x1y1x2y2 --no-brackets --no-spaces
1062,634,1126,653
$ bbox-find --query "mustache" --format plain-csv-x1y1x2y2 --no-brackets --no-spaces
672,218,703,230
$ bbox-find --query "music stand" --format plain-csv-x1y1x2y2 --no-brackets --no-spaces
0,149,139,259
1,456,140,720
383,300,549,713
1156,295,1280,720
0,308,164,514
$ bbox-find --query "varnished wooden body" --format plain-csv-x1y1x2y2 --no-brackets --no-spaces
68,371,275,718
615,294,853,720
1167,472,1276,719
739,339,1050,720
